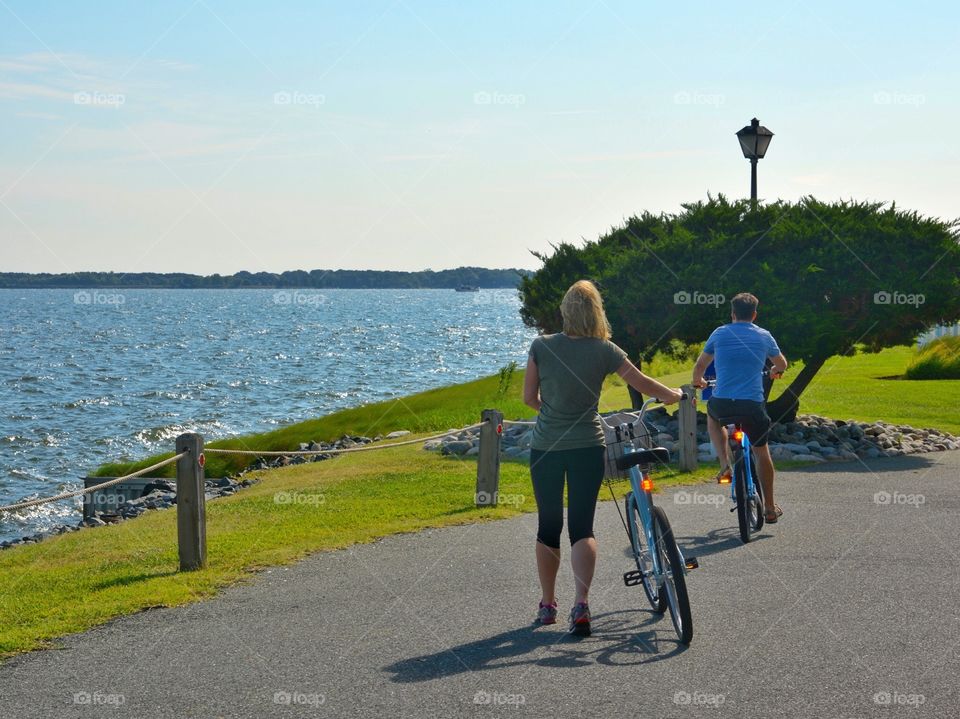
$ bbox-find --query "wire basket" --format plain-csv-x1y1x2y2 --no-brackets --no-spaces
603,415,654,481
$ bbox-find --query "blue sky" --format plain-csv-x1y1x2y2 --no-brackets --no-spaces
1,1,957,274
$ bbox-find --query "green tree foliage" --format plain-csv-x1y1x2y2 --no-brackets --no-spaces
520,196,960,420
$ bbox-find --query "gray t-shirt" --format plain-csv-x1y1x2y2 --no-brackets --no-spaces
529,333,628,451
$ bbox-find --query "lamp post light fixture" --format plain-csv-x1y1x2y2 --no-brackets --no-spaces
736,117,774,202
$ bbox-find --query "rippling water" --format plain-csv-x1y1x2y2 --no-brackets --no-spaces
0,288,536,541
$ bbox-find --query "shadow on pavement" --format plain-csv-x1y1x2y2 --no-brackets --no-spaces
384,609,686,683
671,527,771,561
785,454,939,474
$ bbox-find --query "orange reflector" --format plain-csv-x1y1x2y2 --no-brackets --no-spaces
641,478,654,492
718,476,731,485
732,430,744,441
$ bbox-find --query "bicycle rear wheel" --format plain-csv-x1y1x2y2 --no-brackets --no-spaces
626,492,663,611
751,448,765,533
734,449,762,543
652,505,692,644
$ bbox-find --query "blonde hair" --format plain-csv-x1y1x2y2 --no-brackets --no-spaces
560,280,612,340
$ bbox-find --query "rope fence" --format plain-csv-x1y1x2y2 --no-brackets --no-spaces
0,419,495,515
0,452,187,513
203,423,486,457
0,395,701,572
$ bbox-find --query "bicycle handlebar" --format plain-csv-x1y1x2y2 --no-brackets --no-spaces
599,392,688,430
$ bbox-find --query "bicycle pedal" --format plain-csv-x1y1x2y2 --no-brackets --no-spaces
684,556,699,570
623,570,644,587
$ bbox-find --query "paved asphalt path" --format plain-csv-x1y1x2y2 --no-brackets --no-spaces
3,451,959,718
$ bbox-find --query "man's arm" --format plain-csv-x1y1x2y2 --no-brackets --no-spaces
692,351,714,388
769,352,788,379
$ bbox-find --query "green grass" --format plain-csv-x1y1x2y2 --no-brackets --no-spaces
905,336,960,380
94,369,535,479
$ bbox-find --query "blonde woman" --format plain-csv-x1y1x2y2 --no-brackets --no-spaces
523,280,683,636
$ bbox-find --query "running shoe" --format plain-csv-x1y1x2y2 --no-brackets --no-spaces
569,602,591,636
535,600,557,625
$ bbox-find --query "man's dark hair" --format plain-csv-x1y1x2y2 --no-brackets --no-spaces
731,292,759,321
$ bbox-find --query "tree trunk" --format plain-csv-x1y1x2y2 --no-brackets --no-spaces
766,356,828,425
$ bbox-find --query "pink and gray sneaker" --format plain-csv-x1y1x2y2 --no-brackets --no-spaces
569,602,591,636
535,600,557,625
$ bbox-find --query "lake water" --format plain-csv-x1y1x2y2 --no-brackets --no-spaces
0,288,536,542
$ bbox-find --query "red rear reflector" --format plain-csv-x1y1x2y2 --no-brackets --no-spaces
641,478,654,492
732,430,744,441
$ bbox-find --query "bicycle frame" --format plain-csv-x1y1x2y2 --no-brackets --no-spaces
726,424,757,503
609,399,688,579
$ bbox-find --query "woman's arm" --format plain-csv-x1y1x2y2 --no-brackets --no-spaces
616,359,683,404
523,355,541,411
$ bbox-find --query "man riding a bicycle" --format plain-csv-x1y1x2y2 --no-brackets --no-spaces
692,293,788,524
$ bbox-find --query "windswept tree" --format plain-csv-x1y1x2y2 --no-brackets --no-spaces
520,196,960,422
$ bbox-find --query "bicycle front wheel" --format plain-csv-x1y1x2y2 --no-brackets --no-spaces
626,491,663,612
652,505,692,644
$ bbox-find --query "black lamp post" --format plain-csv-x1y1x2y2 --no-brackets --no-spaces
736,117,774,202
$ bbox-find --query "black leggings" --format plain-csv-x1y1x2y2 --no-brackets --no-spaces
529,446,605,549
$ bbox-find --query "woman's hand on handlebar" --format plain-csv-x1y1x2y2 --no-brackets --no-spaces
658,387,684,405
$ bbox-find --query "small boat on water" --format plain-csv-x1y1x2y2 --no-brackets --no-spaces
454,285,480,292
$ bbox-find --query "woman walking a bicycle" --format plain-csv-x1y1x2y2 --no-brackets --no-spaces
523,280,684,635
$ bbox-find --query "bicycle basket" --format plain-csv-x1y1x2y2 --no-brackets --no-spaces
603,413,654,480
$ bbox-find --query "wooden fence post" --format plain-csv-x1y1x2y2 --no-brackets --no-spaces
677,384,698,471
176,432,206,571
476,409,503,507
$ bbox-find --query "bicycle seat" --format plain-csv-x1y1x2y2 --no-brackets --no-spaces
616,447,670,470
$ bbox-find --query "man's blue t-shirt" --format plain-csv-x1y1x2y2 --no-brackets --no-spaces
704,322,781,402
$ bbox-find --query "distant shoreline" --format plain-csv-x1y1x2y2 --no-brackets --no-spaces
0,266,530,290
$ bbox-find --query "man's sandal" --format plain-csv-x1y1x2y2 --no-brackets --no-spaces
764,505,784,523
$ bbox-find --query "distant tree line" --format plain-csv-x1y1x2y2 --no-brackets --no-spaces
0,266,529,289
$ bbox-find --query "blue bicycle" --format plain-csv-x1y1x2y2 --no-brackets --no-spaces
723,422,764,543
703,377,769,544
604,397,696,645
